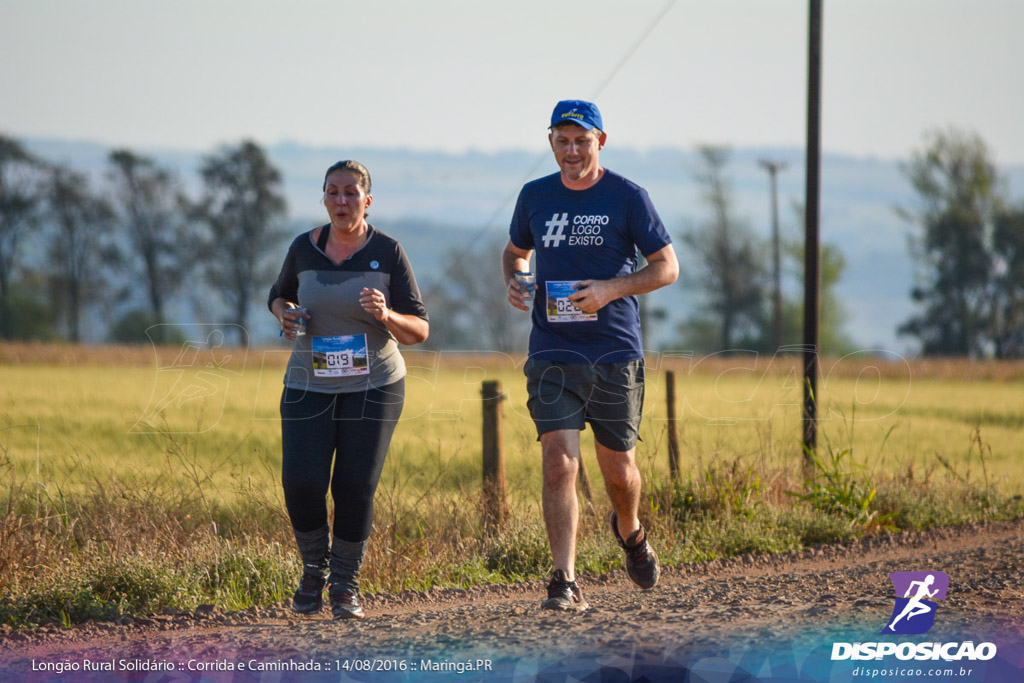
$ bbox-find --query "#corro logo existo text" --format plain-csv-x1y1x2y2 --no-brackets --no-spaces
831,571,997,663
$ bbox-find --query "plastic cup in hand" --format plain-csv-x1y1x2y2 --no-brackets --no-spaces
515,272,536,301
291,307,307,336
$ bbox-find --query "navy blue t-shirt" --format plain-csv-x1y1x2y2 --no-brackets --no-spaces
509,169,672,363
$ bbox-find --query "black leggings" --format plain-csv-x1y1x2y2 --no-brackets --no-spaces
280,378,404,541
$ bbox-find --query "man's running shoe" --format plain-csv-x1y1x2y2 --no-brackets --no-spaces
609,511,660,589
541,569,589,611
291,567,326,614
329,587,366,620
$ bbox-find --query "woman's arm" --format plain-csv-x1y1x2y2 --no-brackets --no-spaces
359,288,429,345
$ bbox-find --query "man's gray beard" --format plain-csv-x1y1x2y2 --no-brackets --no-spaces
562,165,585,180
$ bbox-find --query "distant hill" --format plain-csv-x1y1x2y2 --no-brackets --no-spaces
21,137,1024,352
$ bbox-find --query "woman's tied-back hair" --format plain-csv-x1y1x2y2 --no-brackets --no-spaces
323,160,372,194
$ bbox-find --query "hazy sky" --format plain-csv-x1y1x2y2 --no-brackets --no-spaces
2,0,1023,164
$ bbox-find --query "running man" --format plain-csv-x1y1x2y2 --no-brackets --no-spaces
502,100,679,610
888,574,939,631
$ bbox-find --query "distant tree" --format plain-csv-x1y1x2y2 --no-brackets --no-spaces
898,128,1003,357
0,135,47,338
637,281,669,350
44,168,116,342
781,232,855,356
423,235,529,352
2,272,59,341
679,145,768,351
189,141,287,344
991,204,1024,357
109,307,186,345
106,150,188,341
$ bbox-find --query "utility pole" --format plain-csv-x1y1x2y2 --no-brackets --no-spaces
759,159,788,352
803,0,823,469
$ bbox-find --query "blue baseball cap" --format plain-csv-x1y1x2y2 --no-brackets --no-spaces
550,100,603,132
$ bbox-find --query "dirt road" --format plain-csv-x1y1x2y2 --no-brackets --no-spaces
2,519,1022,682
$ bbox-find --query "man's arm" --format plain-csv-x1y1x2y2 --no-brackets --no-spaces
502,240,534,311
568,243,679,314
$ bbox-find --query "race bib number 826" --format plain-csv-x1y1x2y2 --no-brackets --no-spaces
546,281,597,323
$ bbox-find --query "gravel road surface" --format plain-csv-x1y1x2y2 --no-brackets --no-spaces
2,519,1022,682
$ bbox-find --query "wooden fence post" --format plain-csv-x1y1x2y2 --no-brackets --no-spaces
481,380,507,530
666,370,681,481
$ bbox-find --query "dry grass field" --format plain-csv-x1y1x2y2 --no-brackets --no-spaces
2,343,1021,501
1,342,1022,625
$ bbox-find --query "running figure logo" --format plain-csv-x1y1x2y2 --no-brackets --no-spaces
881,571,949,635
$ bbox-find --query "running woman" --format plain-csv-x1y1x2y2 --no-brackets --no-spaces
270,160,429,619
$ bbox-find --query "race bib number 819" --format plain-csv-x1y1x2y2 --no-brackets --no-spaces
326,350,353,369
312,334,370,377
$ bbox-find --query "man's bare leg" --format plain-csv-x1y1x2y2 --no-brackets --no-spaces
595,439,660,589
595,441,641,540
541,429,582,579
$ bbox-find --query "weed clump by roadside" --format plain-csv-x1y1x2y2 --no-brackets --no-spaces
643,428,1024,567
0,541,298,628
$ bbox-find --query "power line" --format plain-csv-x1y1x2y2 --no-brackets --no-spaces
590,0,677,100
423,0,678,297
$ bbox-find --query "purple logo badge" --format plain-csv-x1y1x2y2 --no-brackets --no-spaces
881,571,949,635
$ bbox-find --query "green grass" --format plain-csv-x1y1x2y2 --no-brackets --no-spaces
1,347,1023,627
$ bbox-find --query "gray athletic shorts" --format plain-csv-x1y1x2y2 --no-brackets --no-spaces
524,357,645,452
